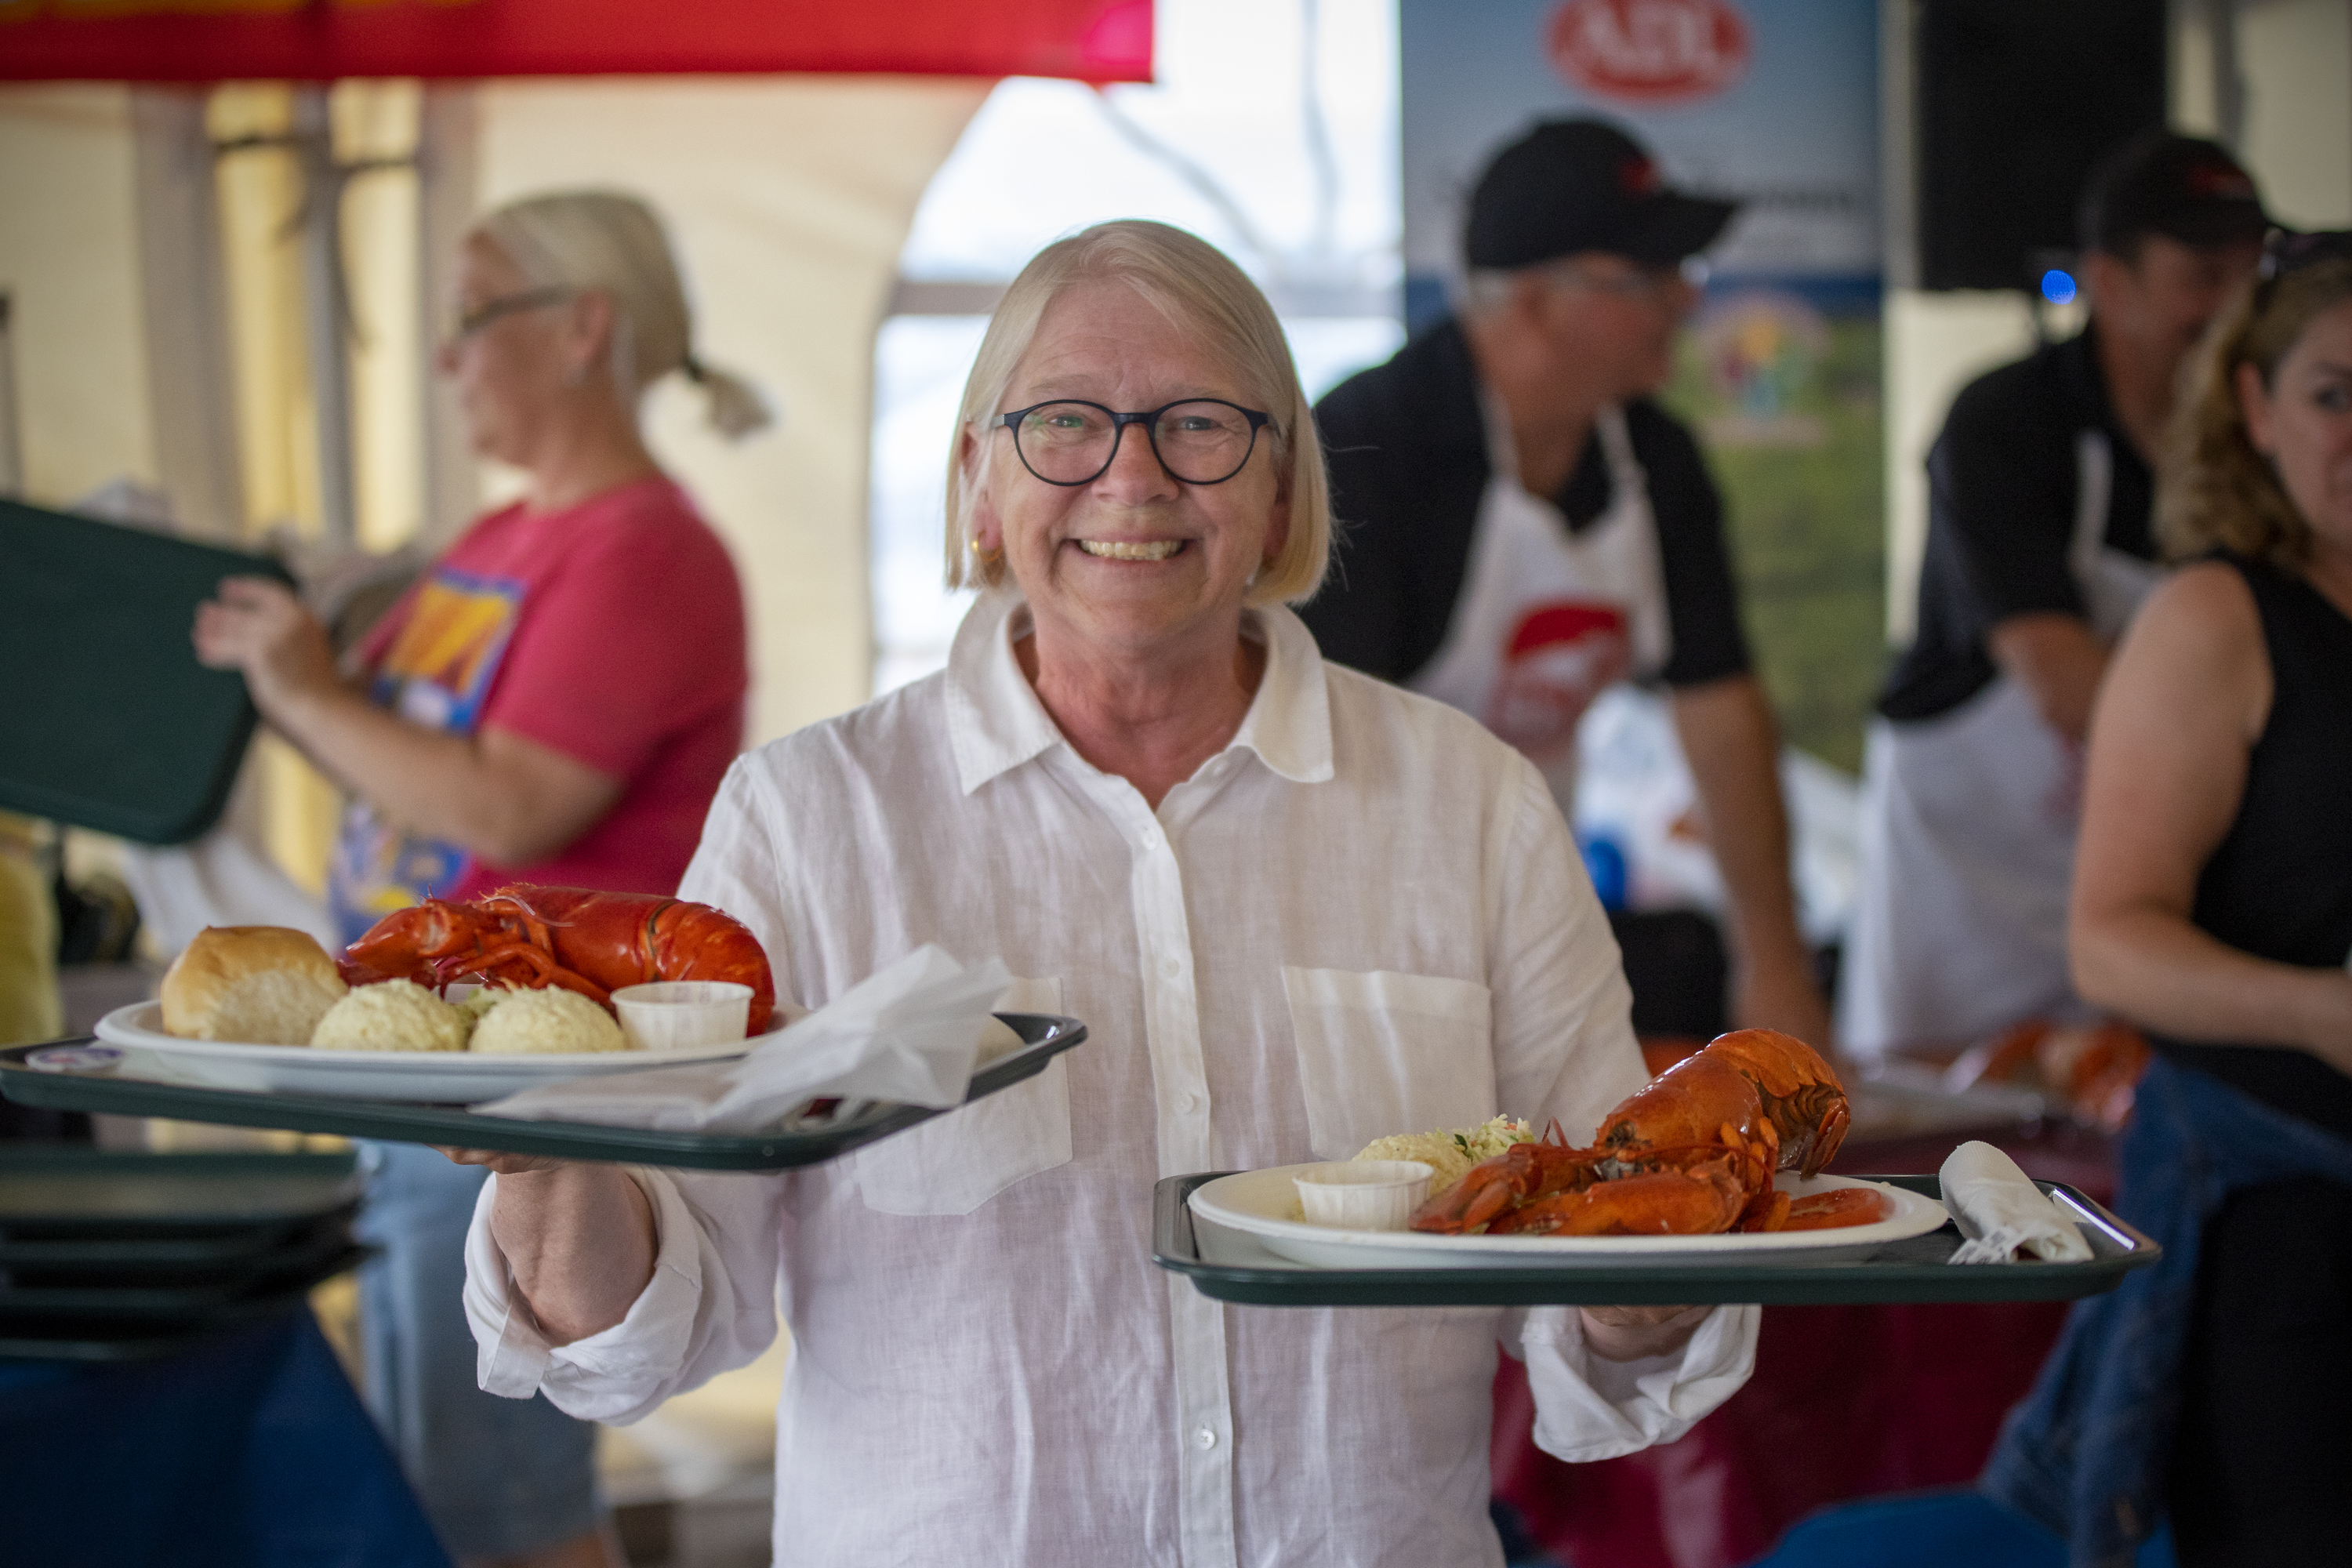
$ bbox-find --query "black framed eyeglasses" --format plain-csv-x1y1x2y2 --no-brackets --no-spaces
997,398,1273,487
447,285,576,344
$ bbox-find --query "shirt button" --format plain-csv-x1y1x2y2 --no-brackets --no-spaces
1160,956,1182,978
1178,1090,1202,1113
1194,1425,1218,1450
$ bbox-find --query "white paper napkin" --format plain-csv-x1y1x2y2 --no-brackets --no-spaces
474,946,1016,1133
1940,1140,2092,1264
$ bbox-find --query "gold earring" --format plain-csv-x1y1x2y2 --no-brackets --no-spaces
971,535,1003,564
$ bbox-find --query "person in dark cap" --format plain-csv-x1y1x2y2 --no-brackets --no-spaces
1841,129,2269,1058
1305,117,1831,1050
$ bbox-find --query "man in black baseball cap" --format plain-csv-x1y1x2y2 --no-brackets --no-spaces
1844,129,2269,1057
1464,118,1737,271
2079,125,2269,256
1305,118,1833,1051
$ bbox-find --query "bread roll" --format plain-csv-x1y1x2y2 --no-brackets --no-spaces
161,926,348,1045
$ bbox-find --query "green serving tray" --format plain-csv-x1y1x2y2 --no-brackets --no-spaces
1152,1173,2160,1307
0,1014,1088,1172
0,1148,360,1240
0,498,292,843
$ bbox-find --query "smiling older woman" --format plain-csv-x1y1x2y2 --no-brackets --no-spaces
454,221,1757,1566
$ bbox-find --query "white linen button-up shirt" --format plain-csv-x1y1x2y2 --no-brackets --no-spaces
465,591,1759,1568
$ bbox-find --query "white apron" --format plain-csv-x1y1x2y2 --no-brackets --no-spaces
1410,403,1671,814
1840,431,2165,1054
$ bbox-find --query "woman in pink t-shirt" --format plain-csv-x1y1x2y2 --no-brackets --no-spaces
194,191,764,1568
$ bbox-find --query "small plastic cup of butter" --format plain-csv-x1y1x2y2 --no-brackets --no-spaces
610,981,754,1052
1294,1160,1436,1230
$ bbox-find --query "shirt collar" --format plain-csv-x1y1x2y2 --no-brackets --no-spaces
1232,602,1335,786
944,590,1062,794
942,590,1334,796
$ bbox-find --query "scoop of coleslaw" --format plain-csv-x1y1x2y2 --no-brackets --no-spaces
1355,1116,1533,1196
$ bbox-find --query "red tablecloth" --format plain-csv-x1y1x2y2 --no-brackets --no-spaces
1493,1123,2114,1568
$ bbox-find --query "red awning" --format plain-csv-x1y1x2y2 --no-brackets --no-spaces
0,0,1152,84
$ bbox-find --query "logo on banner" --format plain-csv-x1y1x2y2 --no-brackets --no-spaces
1546,0,1752,105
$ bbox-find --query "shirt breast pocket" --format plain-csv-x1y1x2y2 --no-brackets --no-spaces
852,977,1073,1217
1282,966,1497,1161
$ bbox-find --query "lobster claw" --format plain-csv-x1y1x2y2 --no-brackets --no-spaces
1408,1132,1592,1234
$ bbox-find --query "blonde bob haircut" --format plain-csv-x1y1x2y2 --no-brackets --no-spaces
942,220,1332,606
2160,255,2352,569
471,190,770,440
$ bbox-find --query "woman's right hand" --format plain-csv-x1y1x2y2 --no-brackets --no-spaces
455,1153,658,1345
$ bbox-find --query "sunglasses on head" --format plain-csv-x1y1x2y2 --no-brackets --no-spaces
2259,228,2352,283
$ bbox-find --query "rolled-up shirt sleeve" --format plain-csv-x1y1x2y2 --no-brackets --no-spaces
464,760,799,1421
465,1164,785,1424
1515,1302,1760,1461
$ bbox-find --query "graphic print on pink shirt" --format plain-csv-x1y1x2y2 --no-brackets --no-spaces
328,567,524,942
325,477,749,945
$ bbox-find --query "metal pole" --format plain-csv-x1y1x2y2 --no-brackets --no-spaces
0,291,21,499
292,86,358,544
2202,0,2246,151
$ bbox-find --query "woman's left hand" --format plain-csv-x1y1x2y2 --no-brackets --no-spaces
1579,1302,1711,1362
193,575,339,713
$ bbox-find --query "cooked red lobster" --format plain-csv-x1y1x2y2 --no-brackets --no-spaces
1409,1029,1877,1237
342,884,775,1033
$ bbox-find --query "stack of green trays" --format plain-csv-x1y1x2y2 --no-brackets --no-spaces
0,1148,366,1361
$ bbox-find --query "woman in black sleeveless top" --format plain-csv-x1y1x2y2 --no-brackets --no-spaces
2053,234,2352,1566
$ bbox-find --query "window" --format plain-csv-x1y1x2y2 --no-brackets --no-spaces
869,0,1404,692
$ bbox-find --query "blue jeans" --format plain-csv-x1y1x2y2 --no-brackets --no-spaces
354,1142,602,1559
1981,1057,2352,1567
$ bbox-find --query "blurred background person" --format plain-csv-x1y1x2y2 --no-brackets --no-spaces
1843,132,2268,1058
0,812,62,1051
192,189,766,1568
1984,230,2352,1568
1305,118,1829,1048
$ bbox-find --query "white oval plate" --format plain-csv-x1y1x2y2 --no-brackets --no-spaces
1188,1164,1949,1270
95,1001,765,1104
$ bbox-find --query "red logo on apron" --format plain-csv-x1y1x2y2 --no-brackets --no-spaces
1487,601,1635,761
1546,0,1752,105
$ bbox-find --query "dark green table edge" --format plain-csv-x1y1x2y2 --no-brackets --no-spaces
1152,1172,2162,1307
0,1149,361,1240
0,1013,1087,1172
0,1301,315,1363
0,1251,372,1363
0,1240,374,1322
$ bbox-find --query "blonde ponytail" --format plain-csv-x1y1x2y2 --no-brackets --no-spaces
474,191,773,442
684,356,776,441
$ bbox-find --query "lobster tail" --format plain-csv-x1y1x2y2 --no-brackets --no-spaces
648,899,776,1033
1697,1029,1848,1177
